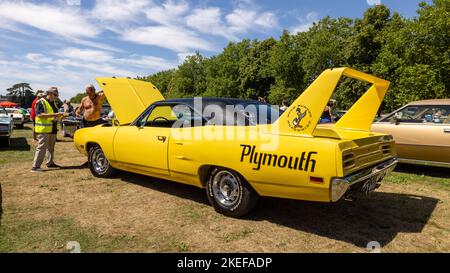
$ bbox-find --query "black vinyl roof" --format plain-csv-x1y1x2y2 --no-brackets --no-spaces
153,97,270,108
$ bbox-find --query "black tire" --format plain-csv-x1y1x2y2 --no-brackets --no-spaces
206,167,258,218
88,144,116,178
0,137,9,147
16,123,24,129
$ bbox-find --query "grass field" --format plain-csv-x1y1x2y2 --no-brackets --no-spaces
0,124,449,253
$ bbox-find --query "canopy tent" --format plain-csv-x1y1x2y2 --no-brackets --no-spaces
0,101,18,108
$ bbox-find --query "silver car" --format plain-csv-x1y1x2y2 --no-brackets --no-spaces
0,107,14,146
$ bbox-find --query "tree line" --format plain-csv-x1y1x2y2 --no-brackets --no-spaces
140,1,449,112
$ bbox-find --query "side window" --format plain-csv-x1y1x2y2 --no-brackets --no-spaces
144,105,177,127
141,104,203,128
385,105,450,124
437,106,450,124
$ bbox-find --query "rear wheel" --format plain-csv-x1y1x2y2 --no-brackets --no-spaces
206,167,258,218
88,144,116,178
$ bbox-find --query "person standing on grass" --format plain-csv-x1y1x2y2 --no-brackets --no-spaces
31,87,68,173
76,84,106,128
30,90,45,141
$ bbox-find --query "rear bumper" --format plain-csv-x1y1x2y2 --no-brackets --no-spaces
0,127,11,137
331,158,397,202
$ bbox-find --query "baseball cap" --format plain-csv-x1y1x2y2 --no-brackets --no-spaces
46,87,59,95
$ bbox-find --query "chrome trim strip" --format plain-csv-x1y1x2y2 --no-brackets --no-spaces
398,158,450,168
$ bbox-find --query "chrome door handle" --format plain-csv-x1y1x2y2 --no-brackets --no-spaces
157,136,167,143
444,128,450,133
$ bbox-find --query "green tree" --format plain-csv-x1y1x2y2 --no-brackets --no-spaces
6,83,35,108
239,38,277,99
70,92,86,103
167,52,207,98
140,69,176,97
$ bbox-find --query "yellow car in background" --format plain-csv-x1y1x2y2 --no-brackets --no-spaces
372,99,450,168
74,68,397,217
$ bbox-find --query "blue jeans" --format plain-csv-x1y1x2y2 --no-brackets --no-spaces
319,118,331,123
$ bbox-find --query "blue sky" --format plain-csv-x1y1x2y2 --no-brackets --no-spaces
0,0,430,99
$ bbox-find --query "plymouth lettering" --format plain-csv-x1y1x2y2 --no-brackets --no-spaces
240,144,317,172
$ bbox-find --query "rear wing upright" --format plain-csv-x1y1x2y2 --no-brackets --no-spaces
273,67,390,135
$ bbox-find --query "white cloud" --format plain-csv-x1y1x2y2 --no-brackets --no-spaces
144,0,189,26
226,9,278,34
186,7,238,41
367,0,382,6
0,1,98,38
53,48,114,62
255,12,279,29
92,0,151,22
122,25,214,52
8,48,179,99
290,12,319,34
25,53,54,64
116,55,178,71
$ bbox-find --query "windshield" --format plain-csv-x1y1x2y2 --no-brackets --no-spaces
382,105,450,124
6,109,19,114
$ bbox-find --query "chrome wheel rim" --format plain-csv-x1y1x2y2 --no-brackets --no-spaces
212,170,240,207
91,148,109,174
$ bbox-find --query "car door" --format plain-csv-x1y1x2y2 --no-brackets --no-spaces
113,105,178,175
372,105,450,164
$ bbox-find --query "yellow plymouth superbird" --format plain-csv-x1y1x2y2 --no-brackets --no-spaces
74,67,397,217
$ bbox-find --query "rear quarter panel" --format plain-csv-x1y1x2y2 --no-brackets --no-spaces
168,126,339,202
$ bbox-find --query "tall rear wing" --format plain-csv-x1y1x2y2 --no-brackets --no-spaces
273,67,390,135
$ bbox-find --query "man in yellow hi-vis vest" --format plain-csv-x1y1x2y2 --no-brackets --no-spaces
32,87,68,173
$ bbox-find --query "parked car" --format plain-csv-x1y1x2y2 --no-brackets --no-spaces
371,99,450,168
0,107,14,146
5,108,25,128
61,116,83,138
18,108,30,123
74,68,397,217
333,110,347,122
61,104,112,138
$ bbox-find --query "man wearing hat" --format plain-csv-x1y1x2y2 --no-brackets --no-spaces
30,90,45,140
31,87,68,173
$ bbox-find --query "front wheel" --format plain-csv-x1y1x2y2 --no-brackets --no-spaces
88,144,116,178
206,167,258,218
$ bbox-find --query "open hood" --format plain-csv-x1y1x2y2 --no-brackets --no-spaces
96,78,164,125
